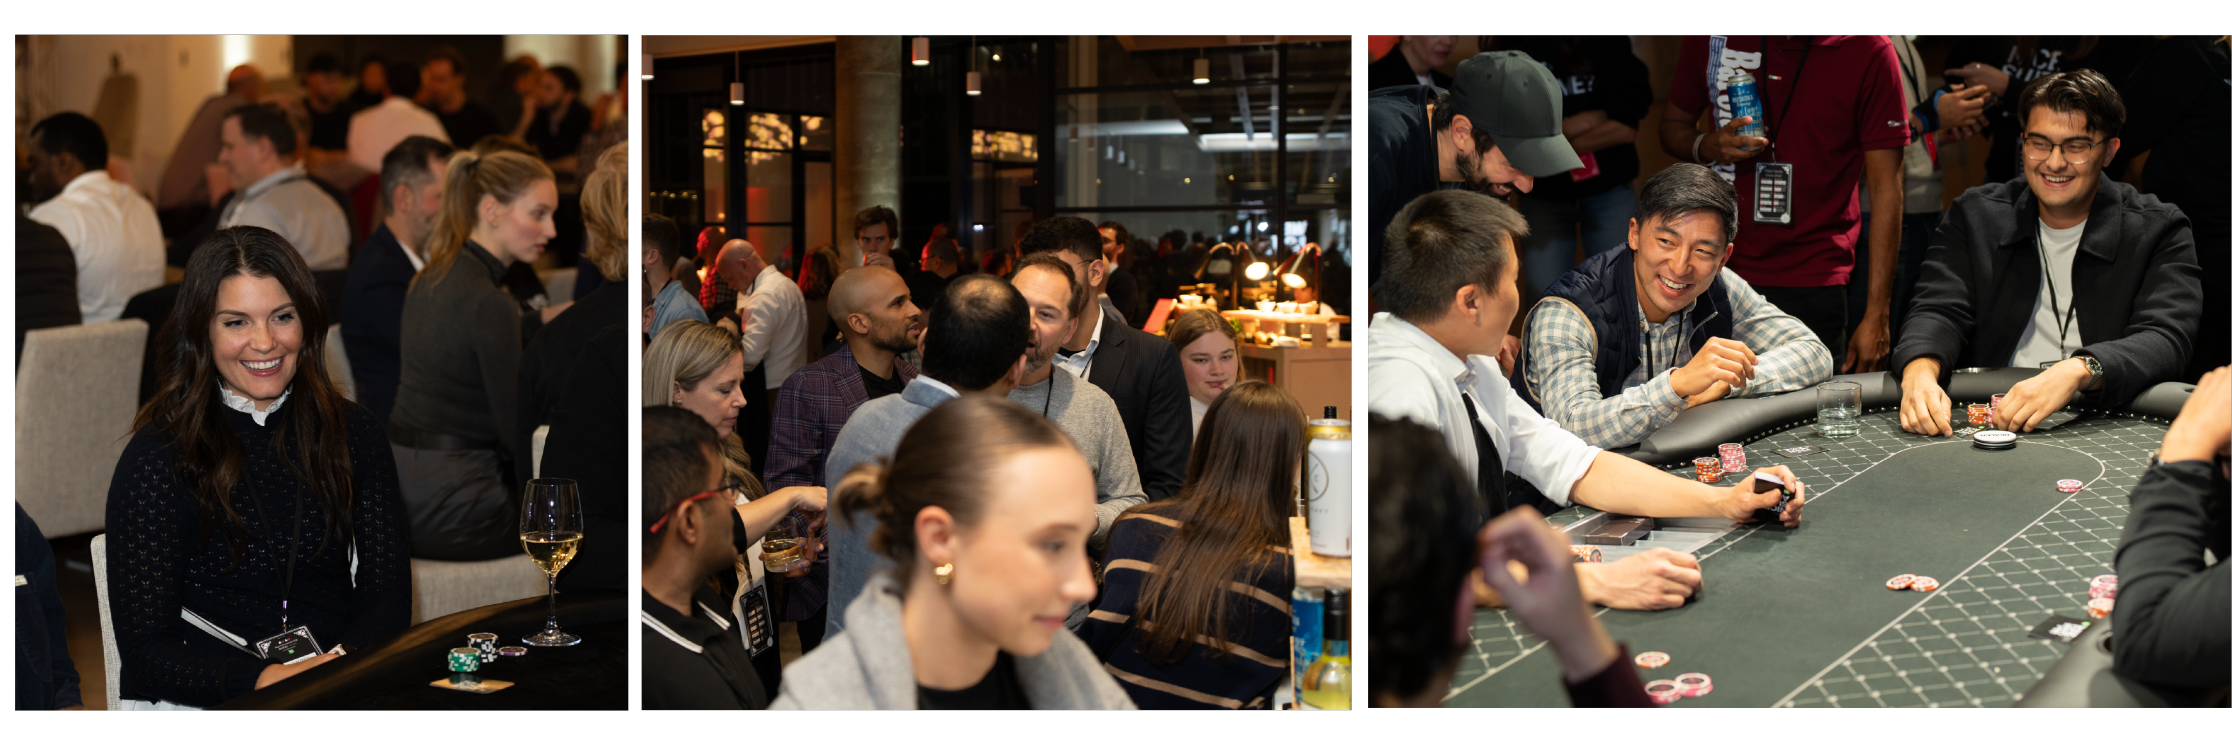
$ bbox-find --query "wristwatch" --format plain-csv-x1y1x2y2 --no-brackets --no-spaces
2076,355,2104,392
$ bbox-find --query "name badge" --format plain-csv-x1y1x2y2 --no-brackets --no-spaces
255,625,323,664
1752,162,1795,225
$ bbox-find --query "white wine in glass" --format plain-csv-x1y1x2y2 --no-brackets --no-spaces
520,478,584,647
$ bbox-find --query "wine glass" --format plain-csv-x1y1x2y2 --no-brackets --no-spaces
520,478,584,647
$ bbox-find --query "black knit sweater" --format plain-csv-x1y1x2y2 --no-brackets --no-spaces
104,394,411,707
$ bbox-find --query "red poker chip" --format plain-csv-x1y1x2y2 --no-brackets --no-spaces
2090,574,2116,589
1635,651,1671,669
1910,576,1940,592
1886,574,1917,590
2089,582,2117,600
1674,672,1714,698
1645,679,1682,704
2086,597,2115,620
2056,479,2084,493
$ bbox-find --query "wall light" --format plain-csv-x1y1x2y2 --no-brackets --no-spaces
911,37,931,66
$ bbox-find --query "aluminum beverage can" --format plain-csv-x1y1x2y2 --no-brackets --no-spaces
1291,586,1324,699
1727,69,1765,140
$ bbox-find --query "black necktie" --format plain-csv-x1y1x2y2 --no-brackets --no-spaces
1462,393,1509,526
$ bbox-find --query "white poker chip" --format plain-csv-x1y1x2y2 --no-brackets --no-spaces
1973,430,2018,444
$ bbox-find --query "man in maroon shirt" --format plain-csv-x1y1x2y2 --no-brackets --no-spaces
1659,36,1910,372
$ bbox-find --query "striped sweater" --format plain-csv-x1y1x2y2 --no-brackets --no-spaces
1076,513,1294,709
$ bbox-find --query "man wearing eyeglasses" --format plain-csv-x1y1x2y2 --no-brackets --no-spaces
1892,70,2201,436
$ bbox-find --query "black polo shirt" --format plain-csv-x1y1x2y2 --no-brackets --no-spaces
641,586,768,709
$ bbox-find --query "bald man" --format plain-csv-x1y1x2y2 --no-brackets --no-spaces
159,64,265,221
763,265,920,654
717,239,810,479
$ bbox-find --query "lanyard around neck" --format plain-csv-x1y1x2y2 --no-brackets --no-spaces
1759,37,1815,163
244,475,309,632
2036,223,2079,359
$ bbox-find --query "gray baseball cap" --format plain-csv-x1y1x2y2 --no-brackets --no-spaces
1448,51,1584,177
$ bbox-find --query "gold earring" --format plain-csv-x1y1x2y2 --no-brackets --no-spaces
933,563,955,585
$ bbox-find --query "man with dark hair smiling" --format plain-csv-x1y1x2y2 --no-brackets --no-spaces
1518,163,1831,449
1894,69,2202,436
1005,251,1146,563
1370,189,1803,612
1367,51,1584,286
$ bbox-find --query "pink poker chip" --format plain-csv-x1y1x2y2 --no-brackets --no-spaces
2056,479,2084,493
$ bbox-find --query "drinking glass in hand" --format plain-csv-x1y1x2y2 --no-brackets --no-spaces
1817,381,1862,438
760,515,805,574
520,478,584,647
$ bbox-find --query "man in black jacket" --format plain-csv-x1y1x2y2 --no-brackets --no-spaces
15,217,82,365
1021,217,1191,502
1367,51,1583,288
340,136,454,422
2109,366,2228,693
1368,36,1455,92
1893,70,2200,436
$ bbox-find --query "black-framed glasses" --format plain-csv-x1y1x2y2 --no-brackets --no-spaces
2020,135,2100,164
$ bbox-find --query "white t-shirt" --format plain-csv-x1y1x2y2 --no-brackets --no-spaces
2010,220,2086,368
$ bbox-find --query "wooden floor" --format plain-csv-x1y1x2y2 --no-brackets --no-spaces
45,532,110,710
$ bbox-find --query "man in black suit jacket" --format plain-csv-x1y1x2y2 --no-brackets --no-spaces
1022,217,1192,501
16,217,83,365
339,136,454,422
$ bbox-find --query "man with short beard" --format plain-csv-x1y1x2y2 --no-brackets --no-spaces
1368,51,1582,288
1004,252,1148,563
764,265,924,655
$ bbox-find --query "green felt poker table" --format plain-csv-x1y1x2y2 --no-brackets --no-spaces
1443,368,2198,708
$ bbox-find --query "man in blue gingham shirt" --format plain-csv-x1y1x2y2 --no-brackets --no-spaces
1519,164,1832,448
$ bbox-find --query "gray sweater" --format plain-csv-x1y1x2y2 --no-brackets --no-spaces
1006,367,1148,549
824,378,956,635
770,572,1137,710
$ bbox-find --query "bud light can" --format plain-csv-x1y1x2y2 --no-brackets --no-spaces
1728,69,1766,141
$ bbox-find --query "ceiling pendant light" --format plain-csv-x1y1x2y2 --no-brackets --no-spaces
966,36,981,96
728,52,744,106
641,53,654,80
1193,50,1210,85
911,37,931,66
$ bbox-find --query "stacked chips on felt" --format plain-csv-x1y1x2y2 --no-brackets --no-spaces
468,632,499,664
1717,443,1748,474
1693,456,1723,483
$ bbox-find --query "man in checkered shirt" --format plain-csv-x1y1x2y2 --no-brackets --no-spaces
1517,164,1833,448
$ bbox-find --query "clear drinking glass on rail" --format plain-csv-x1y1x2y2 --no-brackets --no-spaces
1817,381,1863,438
520,478,584,647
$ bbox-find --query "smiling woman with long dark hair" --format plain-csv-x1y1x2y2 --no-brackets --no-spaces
107,226,409,709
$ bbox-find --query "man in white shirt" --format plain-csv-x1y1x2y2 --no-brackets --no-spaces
1370,189,1803,611
26,112,164,324
347,82,450,174
717,239,809,476
218,103,352,271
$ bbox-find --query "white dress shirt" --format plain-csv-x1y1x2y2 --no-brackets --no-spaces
2010,220,2088,368
219,164,351,271
28,170,165,323
1368,312,1601,506
1189,395,1210,438
348,96,450,173
739,265,810,388
1054,312,1107,379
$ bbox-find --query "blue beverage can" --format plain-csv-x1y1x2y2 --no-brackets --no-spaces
1727,69,1765,140
1292,586,1324,689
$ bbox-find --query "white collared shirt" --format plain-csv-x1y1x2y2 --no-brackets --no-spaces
219,164,351,271
348,95,450,173
396,235,425,272
738,265,811,387
1054,312,1107,379
1189,395,1210,438
217,385,292,426
912,374,960,399
27,170,165,324
1368,312,1601,506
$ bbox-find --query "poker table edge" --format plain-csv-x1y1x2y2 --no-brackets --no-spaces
1609,370,2193,467
216,589,626,710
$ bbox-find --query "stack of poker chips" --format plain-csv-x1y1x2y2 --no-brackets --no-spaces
498,646,528,659
1991,393,2007,424
1716,443,1748,474
2057,479,2085,493
468,632,500,664
2089,574,2117,600
1644,679,1682,704
1693,456,1723,483
1972,429,2018,450
1967,402,1992,427
448,647,481,673
1673,673,1714,698
1887,573,1940,592
2087,597,2116,620
1570,545,1603,563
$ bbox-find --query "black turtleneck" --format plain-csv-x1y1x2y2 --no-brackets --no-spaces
104,392,411,707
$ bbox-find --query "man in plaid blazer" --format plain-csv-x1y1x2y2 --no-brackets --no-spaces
765,266,923,650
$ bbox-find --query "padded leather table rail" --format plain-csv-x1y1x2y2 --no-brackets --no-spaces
1442,372,2197,708
220,590,625,710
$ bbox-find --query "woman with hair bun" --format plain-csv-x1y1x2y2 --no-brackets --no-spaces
773,395,1132,710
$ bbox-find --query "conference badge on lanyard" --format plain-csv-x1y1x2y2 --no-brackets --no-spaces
1752,162,1795,225
255,625,324,665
